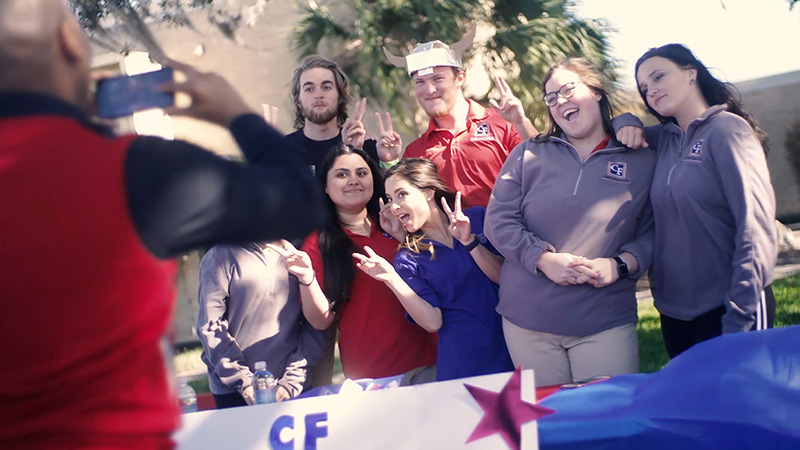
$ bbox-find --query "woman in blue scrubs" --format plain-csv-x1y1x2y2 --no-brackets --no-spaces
353,158,513,381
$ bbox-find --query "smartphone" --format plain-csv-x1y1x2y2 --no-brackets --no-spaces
95,68,174,119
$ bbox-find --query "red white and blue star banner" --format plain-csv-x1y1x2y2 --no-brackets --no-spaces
174,368,554,450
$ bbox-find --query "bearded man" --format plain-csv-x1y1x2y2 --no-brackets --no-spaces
287,55,378,174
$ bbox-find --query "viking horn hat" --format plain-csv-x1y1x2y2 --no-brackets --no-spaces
383,28,476,76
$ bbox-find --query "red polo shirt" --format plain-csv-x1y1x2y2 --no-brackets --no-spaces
404,100,522,207
303,224,438,379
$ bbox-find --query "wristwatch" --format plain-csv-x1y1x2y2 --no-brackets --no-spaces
464,234,481,252
612,256,629,277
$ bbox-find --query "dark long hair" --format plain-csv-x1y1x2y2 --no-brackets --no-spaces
634,43,768,152
317,145,384,310
384,158,456,258
538,57,615,142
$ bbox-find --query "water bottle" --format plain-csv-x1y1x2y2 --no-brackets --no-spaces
253,361,277,405
178,376,198,413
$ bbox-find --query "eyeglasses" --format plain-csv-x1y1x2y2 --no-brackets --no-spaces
542,82,582,107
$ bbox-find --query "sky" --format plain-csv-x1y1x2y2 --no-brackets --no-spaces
572,0,800,87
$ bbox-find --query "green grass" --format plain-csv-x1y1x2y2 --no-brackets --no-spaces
637,299,669,373
636,273,800,373
772,273,800,328
177,273,800,392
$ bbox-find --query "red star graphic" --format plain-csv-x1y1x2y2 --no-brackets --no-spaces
464,367,556,450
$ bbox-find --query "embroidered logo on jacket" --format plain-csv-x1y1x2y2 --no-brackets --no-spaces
691,139,704,155
603,161,629,183
687,139,704,161
471,122,495,142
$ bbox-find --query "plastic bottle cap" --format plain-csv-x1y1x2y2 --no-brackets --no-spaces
254,361,266,370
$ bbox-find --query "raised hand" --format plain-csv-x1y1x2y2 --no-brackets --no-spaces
87,69,121,130
536,252,599,286
616,126,649,149
353,246,397,283
160,59,254,127
265,240,315,286
441,192,472,245
489,76,539,139
375,111,403,162
342,97,367,148
378,197,406,242
489,76,526,126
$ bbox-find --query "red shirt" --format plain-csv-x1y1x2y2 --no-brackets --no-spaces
591,136,612,154
404,100,522,207
0,115,177,448
303,224,437,379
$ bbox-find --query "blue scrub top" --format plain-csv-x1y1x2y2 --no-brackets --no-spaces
394,206,513,381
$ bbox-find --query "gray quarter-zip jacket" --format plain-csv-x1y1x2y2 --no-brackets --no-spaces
644,105,777,333
197,243,329,396
486,135,656,336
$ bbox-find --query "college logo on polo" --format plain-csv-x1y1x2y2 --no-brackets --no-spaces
603,161,629,183
471,122,495,142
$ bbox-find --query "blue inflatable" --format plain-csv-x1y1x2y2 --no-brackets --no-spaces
538,325,800,449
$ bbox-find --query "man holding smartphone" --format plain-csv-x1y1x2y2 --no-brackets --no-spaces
0,1,324,448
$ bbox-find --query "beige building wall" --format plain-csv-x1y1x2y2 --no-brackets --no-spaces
737,70,800,222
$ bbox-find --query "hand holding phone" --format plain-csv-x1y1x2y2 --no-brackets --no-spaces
158,60,255,127
95,68,174,119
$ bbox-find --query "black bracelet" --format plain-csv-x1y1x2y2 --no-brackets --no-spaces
298,271,315,286
464,235,480,252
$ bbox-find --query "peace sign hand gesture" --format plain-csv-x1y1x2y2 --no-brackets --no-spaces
375,112,403,162
378,197,406,242
342,97,367,149
265,240,315,286
441,192,473,245
489,76,526,126
353,246,397,283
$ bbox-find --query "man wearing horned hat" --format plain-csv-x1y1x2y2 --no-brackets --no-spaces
379,31,538,207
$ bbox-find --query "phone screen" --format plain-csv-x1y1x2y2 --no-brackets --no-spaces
96,68,174,119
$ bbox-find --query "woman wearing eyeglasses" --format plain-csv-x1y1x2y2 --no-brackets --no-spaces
485,58,656,386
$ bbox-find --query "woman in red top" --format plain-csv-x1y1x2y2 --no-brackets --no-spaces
271,145,437,381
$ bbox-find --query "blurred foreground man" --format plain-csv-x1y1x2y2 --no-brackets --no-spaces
0,1,324,448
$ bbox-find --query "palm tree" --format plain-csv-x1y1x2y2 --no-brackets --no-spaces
292,0,631,132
